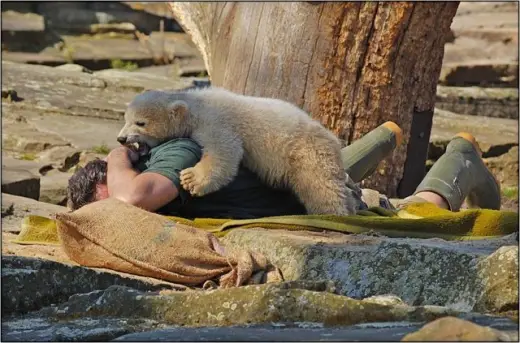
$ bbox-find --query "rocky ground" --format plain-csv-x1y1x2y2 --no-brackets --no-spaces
1,2,519,341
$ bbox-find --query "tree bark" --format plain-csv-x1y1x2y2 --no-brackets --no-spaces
169,2,459,197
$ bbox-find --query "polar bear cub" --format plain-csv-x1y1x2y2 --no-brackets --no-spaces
117,87,356,215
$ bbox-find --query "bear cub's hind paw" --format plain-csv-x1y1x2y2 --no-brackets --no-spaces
180,166,210,197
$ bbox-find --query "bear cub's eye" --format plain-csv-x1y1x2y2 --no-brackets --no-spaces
136,121,146,127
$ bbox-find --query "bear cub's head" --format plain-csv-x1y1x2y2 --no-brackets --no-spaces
117,90,190,156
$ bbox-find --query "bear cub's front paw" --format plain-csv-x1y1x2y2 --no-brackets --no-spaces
180,166,210,197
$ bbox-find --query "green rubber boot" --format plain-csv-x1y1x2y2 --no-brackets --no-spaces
341,121,403,183
413,132,501,211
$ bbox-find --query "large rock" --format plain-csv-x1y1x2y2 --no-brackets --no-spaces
401,316,516,341
3,290,516,342
221,228,518,313
1,256,186,315
33,284,463,326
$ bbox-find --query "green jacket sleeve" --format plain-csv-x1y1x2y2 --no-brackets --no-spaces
142,138,203,192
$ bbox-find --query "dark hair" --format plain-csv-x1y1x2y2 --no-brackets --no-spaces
67,159,107,210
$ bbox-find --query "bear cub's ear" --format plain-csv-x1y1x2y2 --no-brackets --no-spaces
169,100,188,118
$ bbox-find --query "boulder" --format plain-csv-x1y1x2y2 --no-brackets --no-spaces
1,169,40,200
38,170,70,205
1,256,186,315
401,316,516,341
221,228,518,313
475,246,519,314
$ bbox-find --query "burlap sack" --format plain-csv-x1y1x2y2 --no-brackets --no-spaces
55,198,283,288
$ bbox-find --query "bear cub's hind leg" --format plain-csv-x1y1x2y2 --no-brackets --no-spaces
290,158,355,215
293,174,354,215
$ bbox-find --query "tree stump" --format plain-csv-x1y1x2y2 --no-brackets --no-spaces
169,2,459,197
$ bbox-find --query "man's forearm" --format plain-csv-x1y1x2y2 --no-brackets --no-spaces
105,147,179,211
106,149,140,199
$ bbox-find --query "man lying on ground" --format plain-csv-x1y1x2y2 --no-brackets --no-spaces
66,122,501,218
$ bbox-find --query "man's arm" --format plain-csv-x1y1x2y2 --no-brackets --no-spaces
106,147,179,211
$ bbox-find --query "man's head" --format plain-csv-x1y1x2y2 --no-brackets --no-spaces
67,159,109,210
117,90,190,156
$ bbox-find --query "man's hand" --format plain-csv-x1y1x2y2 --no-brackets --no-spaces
106,146,179,212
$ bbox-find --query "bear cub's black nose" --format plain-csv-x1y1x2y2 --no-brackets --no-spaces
117,136,127,144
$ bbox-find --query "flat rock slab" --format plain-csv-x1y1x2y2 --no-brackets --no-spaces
1,193,66,233
15,283,516,332
452,3,519,31
137,60,208,78
1,11,45,32
402,316,518,342
439,63,518,88
1,154,43,176
435,86,519,119
446,2,518,60
2,32,201,69
2,103,124,151
1,61,194,120
122,2,176,19
431,108,518,148
442,2,518,87
221,228,518,312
